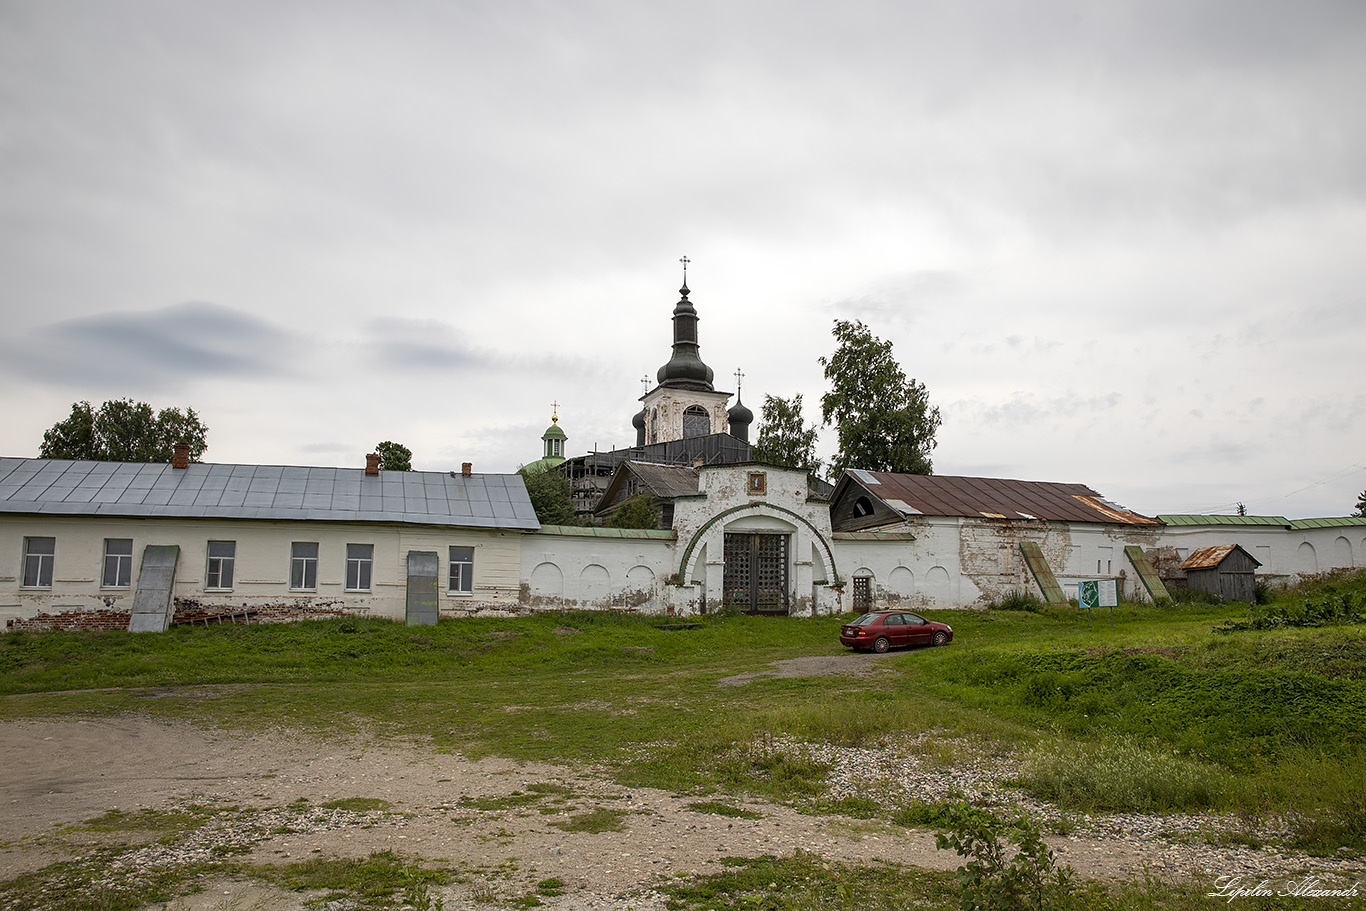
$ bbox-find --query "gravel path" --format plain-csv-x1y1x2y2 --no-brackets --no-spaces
1,660,1362,909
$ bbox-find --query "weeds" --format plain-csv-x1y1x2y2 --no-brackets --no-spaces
1017,737,1225,812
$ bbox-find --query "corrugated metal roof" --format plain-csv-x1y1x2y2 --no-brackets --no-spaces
1158,514,1291,527
1290,517,1366,529
0,458,540,531
1180,544,1238,570
535,525,675,539
853,472,1159,525
1180,544,1262,570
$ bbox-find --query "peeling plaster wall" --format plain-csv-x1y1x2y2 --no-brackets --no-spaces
0,515,522,627
641,389,732,444
518,532,675,613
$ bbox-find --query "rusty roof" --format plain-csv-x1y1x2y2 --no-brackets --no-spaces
1180,544,1261,570
845,470,1159,525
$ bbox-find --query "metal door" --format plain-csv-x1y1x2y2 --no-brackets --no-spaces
723,533,790,614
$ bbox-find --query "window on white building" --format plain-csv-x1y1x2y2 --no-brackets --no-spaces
206,541,235,590
449,546,474,594
346,544,373,591
22,537,55,588
102,539,133,588
290,542,318,591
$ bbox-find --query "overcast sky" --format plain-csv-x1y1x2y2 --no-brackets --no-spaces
2,1,1364,519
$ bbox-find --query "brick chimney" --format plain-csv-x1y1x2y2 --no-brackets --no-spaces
461,462,472,477
172,443,190,469
365,453,380,476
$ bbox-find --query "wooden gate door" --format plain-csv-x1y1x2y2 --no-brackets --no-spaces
723,533,790,615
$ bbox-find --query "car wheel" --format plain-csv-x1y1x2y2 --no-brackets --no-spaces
932,631,948,647
873,636,890,653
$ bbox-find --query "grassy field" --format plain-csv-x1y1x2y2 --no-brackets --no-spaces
2,569,1365,910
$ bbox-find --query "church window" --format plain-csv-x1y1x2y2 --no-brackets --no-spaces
649,408,659,444
683,405,710,438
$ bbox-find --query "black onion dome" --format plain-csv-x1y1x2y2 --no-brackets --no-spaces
632,406,647,446
727,394,754,426
656,281,715,391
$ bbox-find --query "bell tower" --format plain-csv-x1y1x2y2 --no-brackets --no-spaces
638,258,733,445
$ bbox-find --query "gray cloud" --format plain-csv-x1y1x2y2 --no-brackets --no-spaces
0,301,296,389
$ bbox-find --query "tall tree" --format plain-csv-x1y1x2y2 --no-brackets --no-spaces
819,320,941,477
40,399,208,463
751,393,821,475
518,466,580,527
374,441,413,471
1355,489,1366,518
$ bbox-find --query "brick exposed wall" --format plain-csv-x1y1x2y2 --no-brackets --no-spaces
7,600,358,632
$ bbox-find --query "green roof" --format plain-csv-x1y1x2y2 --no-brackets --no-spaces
542,423,567,439
1158,515,1291,527
534,525,676,539
1290,517,1366,529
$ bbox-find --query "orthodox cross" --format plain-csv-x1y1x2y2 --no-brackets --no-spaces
734,368,744,394
679,255,690,281
640,374,650,394
551,400,559,423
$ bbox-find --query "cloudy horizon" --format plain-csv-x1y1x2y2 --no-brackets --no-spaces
2,1,1363,520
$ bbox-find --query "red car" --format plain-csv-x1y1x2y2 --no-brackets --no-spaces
840,610,953,652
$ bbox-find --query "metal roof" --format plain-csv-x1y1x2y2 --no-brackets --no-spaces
1181,544,1261,570
1158,515,1366,529
0,458,540,531
1158,514,1291,528
846,471,1159,525
535,525,676,539
1290,517,1366,529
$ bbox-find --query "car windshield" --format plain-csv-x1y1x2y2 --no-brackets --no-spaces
848,614,881,626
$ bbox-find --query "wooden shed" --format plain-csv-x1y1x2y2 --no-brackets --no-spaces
1179,544,1261,603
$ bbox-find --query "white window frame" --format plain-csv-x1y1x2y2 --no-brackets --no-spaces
449,545,474,595
102,538,134,588
22,537,55,589
206,540,235,591
290,542,318,591
346,543,373,592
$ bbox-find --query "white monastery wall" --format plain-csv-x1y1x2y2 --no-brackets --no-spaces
1154,524,1363,583
519,530,675,613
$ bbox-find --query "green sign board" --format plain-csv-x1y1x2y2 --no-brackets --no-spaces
1078,579,1117,610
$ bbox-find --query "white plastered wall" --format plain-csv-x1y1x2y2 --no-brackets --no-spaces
0,514,523,625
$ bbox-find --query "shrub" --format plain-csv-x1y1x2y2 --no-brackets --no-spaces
989,591,1045,613
934,803,1074,911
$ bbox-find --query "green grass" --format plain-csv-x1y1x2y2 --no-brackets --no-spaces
3,571,1366,862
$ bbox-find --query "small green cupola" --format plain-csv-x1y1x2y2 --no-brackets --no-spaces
540,408,567,465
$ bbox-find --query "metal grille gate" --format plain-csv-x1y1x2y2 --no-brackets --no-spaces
723,533,790,615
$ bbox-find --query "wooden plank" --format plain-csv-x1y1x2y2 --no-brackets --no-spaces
1124,545,1171,602
1019,542,1067,604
